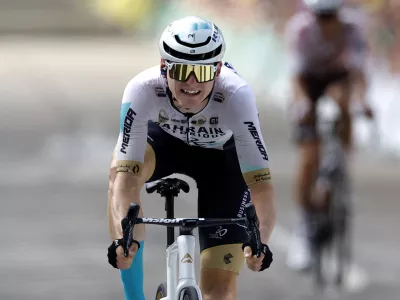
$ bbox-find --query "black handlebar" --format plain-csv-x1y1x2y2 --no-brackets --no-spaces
122,202,263,258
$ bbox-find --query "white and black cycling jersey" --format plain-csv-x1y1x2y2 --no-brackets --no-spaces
116,63,270,180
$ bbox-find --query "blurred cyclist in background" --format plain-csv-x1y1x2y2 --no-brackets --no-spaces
284,0,374,271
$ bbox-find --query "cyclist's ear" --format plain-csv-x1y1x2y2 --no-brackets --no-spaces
215,61,223,77
160,59,167,77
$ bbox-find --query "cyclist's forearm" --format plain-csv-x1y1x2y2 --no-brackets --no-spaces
108,175,144,241
351,69,367,104
249,183,276,244
291,75,311,103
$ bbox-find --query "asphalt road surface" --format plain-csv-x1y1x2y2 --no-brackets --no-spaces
1,36,399,300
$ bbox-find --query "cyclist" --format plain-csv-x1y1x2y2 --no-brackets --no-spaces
284,0,373,271
106,16,275,300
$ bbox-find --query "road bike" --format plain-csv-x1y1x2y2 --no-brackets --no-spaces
121,177,263,300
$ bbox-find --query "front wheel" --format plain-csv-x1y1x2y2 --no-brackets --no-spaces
180,286,200,300
155,282,167,300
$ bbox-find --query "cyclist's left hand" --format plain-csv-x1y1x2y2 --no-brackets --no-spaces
243,243,273,272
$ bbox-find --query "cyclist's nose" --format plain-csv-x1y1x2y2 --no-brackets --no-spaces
186,73,197,85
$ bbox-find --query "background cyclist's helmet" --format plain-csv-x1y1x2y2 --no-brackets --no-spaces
159,16,226,65
303,0,343,14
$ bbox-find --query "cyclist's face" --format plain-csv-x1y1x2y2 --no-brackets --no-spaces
315,12,341,37
164,61,222,110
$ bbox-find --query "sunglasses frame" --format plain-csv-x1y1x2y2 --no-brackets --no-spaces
165,61,218,83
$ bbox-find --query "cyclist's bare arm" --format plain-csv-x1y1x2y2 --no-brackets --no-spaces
348,52,368,107
226,85,276,244
350,69,366,103
107,78,156,242
107,155,118,239
108,164,146,241
347,25,370,112
291,75,311,104
248,182,276,243
108,154,143,240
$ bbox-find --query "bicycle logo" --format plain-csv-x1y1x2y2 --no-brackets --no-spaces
215,226,228,237
209,226,228,239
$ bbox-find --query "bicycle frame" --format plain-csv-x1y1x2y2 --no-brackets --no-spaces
123,178,262,299
131,215,254,300
312,111,354,288
163,234,202,300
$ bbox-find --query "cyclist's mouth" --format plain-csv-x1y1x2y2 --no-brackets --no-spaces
181,89,200,96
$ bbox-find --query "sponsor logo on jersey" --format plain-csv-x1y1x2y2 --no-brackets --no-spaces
224,253,233,264
212,92,225,103
117,160,142,175
153,122,229,147
120,108,136,154
253,171,271,182
156,123,226,138
210,116,219,125
158,109,169,123
171,118,186,124
154,87,167,97
224,61,238,74
244,121,268,161
188,138,218,147
191,115,207,126
237,189,250,218
243,168,271,186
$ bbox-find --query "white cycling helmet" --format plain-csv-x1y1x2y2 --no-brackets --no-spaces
159,16,226,64
303,0,343,13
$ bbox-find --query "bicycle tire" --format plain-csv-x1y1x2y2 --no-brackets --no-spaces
155,282,167,300
313,177,352,289
327,170,351,287
312,230,327,289
334,201,352,287
311,188,336,289
179,286,200,300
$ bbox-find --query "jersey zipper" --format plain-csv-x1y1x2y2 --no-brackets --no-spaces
186,115,191,145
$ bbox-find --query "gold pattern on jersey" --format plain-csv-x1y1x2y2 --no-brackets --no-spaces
117,160,143,175
243,168,271,186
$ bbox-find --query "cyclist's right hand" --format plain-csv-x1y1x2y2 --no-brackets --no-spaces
116,242,138,269
107,238,140,269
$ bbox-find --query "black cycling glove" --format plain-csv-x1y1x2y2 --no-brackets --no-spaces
107,238,141,269
242,242,273,271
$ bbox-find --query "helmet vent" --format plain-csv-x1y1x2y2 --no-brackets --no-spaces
163,42,222,62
